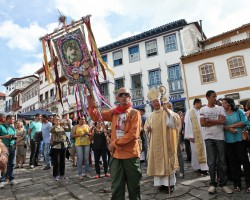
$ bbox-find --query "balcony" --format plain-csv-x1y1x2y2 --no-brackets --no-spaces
168,79,184,94
12,101,22,112
131,88,143,100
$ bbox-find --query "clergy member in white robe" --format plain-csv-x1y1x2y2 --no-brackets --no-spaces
144,88,180,193
184,98,208,173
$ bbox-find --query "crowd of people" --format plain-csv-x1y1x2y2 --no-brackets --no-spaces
0,88,250,200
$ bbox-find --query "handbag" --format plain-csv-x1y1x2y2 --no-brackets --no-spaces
242,127,250,141
33,131,43,142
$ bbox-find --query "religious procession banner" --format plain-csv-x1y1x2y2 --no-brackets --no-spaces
53,28,94,84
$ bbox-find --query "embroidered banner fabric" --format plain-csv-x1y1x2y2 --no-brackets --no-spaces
53,28,94,84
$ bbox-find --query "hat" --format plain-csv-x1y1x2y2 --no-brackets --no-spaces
147,87,160,101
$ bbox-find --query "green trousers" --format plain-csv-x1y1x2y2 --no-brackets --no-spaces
110,157,142,200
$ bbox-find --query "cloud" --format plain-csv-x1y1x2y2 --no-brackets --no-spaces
53,0,250,45
0,20,58,52
5,77,12,81
17,62,41,77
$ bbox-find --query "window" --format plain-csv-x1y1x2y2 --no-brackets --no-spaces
164,34,177,52
102,55,108,63
62,84,67,97
168,64,183,93
227,56,247,78
114,78,124,90
40,75,43,84
101,83,108,95
145,40,157,57
222,38,231,45
40,94,43,102
45,91,49,100
149,70,161,86
128,45,140,62
247,32,250,38
113,50,123,66
199,63,216,84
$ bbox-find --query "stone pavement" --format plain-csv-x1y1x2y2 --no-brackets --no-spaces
1,154,250,200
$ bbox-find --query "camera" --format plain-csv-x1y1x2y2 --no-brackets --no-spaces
10,135,17,140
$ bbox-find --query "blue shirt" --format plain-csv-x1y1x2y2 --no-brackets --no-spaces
29,121,42,140
224,109,248,143
42,122,52,143
0,123,16,147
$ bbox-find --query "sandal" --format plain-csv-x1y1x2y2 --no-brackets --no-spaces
234,186,241,192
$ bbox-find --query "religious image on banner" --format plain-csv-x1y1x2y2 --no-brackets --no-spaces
53,28,94,84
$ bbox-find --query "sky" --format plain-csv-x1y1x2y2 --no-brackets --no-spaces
0,0,250,93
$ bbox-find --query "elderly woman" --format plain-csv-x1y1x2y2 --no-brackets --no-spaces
222,98,250,192
50,116,71,181
15,121,26,168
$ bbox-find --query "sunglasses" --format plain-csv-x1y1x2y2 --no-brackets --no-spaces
118,93,130,97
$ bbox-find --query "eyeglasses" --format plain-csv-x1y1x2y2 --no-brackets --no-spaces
118,93,130,97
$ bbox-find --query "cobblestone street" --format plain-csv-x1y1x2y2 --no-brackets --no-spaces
1,152,250,200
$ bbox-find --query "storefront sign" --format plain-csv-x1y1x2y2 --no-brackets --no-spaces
225,93,240,100
169,94,182,100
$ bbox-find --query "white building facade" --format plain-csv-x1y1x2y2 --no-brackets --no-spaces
2,75,39,116
181,23,250,108
98,19,203,114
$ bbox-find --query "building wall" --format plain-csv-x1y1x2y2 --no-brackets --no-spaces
99,25,202,114
205,32,248,49
183,48,250,107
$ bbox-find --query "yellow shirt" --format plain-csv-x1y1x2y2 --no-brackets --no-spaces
75,125,90,146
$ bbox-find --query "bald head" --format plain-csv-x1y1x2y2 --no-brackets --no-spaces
117,87,130,96
116,87,131,105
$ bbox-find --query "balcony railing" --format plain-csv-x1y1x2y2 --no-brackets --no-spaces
12,101,22,112
131,87,143,100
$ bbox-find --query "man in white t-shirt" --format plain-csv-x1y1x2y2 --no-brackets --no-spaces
200,90,233,194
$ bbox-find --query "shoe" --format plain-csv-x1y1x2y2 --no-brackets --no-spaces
43,166,51,170
0,182,8,188
165,186,174,193
222,186,233,194
208,186,216,194
85,174,91,178
29,165,34,169
179,173,184,178
59,176,68,180
201,170,209,176
10,180,18,186
54,176,59,181
158,185,167,191
234,186,241,192
105,173,110,177
95,174,100,179
79,175,83,180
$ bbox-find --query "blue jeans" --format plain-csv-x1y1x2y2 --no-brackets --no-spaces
205,139,227,187
43,143,51,167
75,145,90,175
1,146,16,182
177,140,184,173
